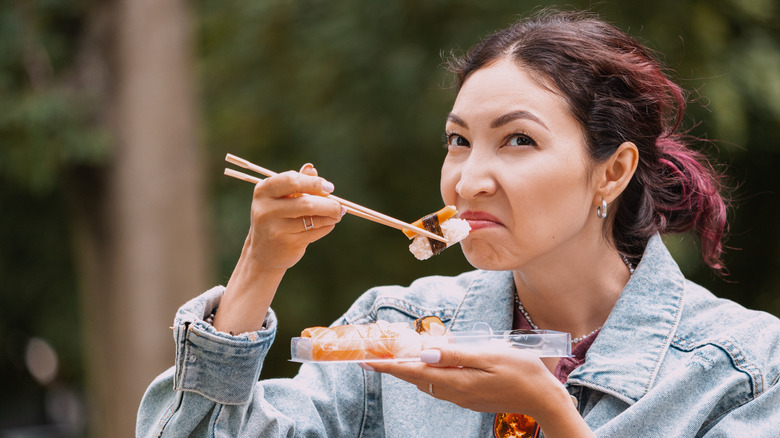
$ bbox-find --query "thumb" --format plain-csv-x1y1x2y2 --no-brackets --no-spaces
299,162,319,176
421,344,487,369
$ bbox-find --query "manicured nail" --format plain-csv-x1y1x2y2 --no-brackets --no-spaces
300,163,314,172
420,349,441,364
322,180,335,193
340,206,347,217
359,362,374,372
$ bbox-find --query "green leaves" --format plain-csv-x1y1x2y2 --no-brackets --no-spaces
0,0,109,193
0,90,109,192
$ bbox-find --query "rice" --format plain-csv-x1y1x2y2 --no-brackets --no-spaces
409,218,471,260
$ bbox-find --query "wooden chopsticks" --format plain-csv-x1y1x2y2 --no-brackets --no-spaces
224,154,448,243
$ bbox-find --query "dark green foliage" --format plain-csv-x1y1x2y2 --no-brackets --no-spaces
0,0,109,193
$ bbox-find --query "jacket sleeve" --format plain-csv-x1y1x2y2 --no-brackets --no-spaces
701,377,780,437
135,286,372,438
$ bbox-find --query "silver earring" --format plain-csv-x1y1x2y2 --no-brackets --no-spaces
596,199,607,219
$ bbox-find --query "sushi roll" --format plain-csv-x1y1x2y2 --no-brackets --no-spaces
296,318,447,361
404,206,471,260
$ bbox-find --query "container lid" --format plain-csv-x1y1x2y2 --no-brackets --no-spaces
291,323,571,363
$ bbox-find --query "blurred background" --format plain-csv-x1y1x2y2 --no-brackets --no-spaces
1,0,778,436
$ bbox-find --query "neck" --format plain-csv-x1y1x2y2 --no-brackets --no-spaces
512,241,631,339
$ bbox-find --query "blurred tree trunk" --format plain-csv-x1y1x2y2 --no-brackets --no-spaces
65,0,210,436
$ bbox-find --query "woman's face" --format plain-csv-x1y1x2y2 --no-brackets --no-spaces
441,58,598,271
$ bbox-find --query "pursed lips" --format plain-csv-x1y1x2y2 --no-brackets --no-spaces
459,210,503,231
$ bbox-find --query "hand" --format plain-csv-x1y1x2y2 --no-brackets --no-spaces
213,163,345,334
243,163,346,272
369,343,563,415
367,344,593,437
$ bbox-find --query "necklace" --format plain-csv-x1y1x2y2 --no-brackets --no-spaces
621,254,635,274
515,254,635,344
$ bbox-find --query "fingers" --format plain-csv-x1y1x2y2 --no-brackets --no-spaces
259,169,334,199
368,361,438,388
251,165,345,225
421,344,495,369
287,214,342,236
367,345,483,383
369,344,531,388
299,162,318,176
239,163,346,272
367,344,559,414
369,359,469,402
249,167,345,241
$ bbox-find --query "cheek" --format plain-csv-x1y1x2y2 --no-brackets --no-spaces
508,168,592,235
439,161,459,204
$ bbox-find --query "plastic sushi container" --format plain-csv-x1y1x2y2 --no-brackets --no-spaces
290,323,572,363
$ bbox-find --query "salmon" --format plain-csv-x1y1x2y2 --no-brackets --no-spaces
300,318,445,361
402,205,458,238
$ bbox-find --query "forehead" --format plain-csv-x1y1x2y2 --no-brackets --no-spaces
451,58,574,127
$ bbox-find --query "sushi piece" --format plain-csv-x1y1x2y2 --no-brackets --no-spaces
301,325,370,361
414,316,447,335
404,206,471,260
296,317,448,361
402,205,459,238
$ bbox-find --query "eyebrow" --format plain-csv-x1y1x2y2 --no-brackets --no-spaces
446,113,468,128
446,110,549,131
491,110,548,130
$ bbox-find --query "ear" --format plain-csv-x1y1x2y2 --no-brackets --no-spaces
593,142,638,205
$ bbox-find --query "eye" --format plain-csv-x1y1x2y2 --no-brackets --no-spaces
446,132,470,147
507,133,536,147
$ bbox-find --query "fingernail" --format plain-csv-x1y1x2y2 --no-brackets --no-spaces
359,362,374,372
340,206,347,217
322,180,335,193
300,163,314,172
420,349,441,364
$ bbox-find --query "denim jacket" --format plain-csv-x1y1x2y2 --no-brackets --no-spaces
137,234,780,437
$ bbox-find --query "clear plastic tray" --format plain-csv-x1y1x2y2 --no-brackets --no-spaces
290,323,572,363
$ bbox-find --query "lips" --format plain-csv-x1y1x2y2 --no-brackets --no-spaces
459,210,503,231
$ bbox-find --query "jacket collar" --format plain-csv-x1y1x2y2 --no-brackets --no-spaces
454,234,686,405
450,270,516,334
567,234,686,404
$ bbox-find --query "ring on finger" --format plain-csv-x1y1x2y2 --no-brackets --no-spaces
428,382,435,396
303,216,315,231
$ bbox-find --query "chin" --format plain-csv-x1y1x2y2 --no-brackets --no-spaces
460,240,514,271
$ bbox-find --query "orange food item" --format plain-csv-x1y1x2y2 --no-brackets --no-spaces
414,316,447,335
494,413,540,437
302,325,366,361
298,319,446,361
300,326,334,339
402,205,458,238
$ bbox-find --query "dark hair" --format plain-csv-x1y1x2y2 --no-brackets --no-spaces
446,10,728,272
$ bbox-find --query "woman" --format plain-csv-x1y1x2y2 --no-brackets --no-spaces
137,10,780,437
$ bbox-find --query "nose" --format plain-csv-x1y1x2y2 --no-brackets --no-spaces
455,153,497,199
